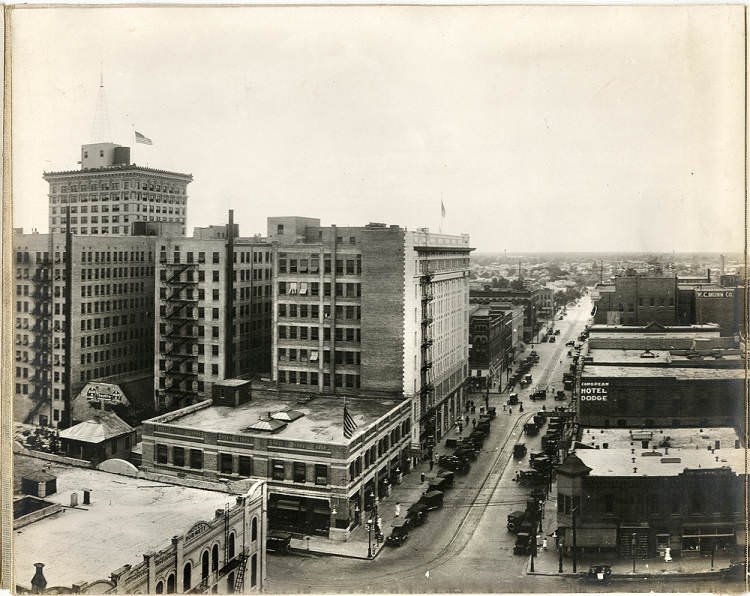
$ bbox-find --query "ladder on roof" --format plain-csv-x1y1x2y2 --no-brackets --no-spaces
232,550,249,593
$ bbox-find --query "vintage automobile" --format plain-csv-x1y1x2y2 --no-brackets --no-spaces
445,438,458,449
513,532,535,555
530,389,547,401
549,336,556,343
406,503,429,526
507,510,534,534
533,414,546,427
386,520,410,547
427,476,452,493
437,470,455,487
438,455,470,473
508,393,520,405
530,455,553,471
486,406,497,418
513,443,527,458
554,329,560,335
555,390,567,401
524,422,539,436
267,531,293,555
583,565,612,584
565,340,575,347
420,490,444,510
517,470,546,486
454,447,477,462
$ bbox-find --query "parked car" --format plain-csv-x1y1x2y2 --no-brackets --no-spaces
517,470,546,485
439,455,469,473
428,477,451,492
555,390,566,401
530,390,546,401
565,340,575,347
437,470,455,487
508,393,519,405
406,503,429,526
524,422,539,436
549,336,556,343
513,443,527,458
420,490,444,510
533,414,546,427
386,520,411,547
514,532,534,555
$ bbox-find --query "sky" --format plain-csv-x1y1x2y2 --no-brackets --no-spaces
11,5,746,252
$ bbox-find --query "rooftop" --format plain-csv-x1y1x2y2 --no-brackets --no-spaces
575,446,745,478
147,392,406,445
577,427,741,450
582,365,745,380
59,412,133,444
588,348,673,364
13,455,235,588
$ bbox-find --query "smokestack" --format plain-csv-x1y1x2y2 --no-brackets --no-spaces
707,268,711,283
31,563,47,594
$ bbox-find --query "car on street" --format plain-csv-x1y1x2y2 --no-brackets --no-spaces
513,443,527,458
549,336,556,343
386,520,410,547
565,340,575,347
420,490,444,510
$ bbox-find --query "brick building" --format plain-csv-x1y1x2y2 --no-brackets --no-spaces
556,444,745,559
45,143,192,237
468,303,522,389
577,365,745,428
469,286,544,342
154,213,273,410
13,230,156,428
592,274,678,326
269,218,472,454
141,385,411,541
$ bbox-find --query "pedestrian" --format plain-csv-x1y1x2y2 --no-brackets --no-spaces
502,403,507,412
508,408,512,415
465,415,469,425
429,458,434,471
472,418,476,428
395,502,401,518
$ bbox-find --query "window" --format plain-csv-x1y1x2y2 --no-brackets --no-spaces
272,460,285,480
239,456,253,476
252,517,258,541
189,449,203,469
183,563,192,591
315,464,328,485
293,462,306,483
156,444,168,464
220,453,233,474
173,446,185,467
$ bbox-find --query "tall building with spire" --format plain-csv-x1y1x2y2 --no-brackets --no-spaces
45,72,193,237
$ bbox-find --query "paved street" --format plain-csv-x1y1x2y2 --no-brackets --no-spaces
265,299,597,593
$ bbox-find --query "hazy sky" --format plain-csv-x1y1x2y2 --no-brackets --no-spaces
11,5,745,252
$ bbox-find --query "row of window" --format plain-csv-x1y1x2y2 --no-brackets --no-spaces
278,348,361,365
278,281,361,298
278,325,361,343
348,421,410,480
52,193,185,206
80,266,152,281
277,256,362,275
277,370,361,388
80,281,148,298
51,179,187,194
278,303,361,321
559,487,736,516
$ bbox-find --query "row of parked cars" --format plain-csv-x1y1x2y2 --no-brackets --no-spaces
386,470,454,546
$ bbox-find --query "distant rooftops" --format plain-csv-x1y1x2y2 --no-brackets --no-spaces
577,426,741,451
582,365,745,380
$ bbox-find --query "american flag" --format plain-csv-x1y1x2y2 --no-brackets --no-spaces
135,131,153,145
343,400,357,439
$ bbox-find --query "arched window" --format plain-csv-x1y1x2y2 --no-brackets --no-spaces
251,517,258,542
166,574,175,594
228,532,236,559
212,544,219,572
202,551,209,580
183,563,192,591
155,581,164,594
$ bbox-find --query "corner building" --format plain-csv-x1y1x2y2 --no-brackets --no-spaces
270,218,472,455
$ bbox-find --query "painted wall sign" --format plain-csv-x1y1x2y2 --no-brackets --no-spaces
580,380,609,401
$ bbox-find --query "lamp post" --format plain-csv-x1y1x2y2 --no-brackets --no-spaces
571,506,578,573
558,539,564,573
631,532,637,573
530,534,537,572
366,518,373,559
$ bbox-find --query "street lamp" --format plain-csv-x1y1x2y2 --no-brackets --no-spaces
558,538,564,573
571,506,578,573
631,532,637,573
366,518,373,559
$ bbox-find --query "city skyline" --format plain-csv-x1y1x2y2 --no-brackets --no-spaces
11,5,745,253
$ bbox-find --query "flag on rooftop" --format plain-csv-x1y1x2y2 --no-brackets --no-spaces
135,131,153,145
441,199,446,218
343,400,357,439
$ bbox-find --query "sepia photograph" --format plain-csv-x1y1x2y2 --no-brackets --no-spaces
4,4,748,595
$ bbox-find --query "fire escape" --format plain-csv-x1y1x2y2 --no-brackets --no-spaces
420,267,435,446
160,253,199,409
25,259,53,424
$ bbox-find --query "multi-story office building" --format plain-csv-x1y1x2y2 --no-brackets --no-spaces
14,229,156,428
468,303,523,389
269,217,472,454
154,213,273,410
470,286,544,342
45,142,192,237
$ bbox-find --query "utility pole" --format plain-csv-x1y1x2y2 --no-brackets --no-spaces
572,506,578,573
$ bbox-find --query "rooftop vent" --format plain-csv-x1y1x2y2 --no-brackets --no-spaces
243,419,287,433
271,410,305,422
661,457,682,464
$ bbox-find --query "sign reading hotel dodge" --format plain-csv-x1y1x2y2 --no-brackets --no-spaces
580,380,609,401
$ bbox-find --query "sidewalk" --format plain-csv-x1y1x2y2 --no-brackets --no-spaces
290,388,514,559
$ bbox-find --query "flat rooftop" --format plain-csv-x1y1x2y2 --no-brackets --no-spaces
149,393,406,445
588,349,744,367
588,349,673,364
576,446,745,478
578,427,741,450
13,455,236,588
582,365,746,380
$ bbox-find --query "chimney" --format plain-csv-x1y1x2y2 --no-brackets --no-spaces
70,492,78,507
665,447,669,455
31,563,47,594
707,268,710,283
633,467,637,474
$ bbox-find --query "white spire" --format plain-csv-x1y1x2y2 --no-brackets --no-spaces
91,61,112,142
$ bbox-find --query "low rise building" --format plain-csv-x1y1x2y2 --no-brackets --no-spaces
58,411,136,464
141,385,412,541
556,442,745,559
577,365,745,428
13,455,266,594
586,322,732,350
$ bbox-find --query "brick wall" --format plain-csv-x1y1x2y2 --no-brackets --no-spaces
359,229,405,392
